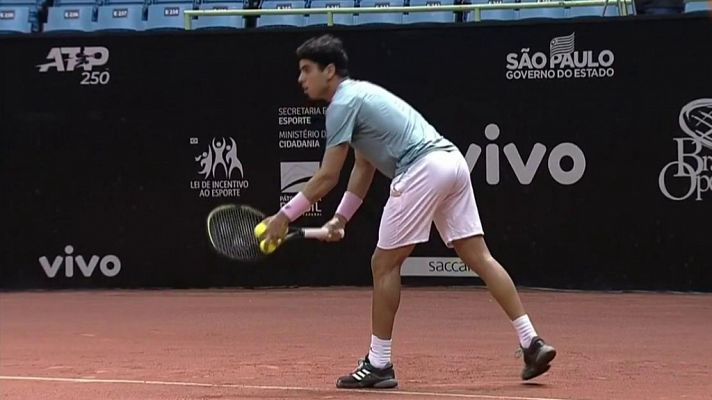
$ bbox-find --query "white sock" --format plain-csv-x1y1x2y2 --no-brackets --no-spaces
512,314,538,348
368,334,392,369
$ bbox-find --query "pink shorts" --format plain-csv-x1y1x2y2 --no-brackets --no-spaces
378,150,484,250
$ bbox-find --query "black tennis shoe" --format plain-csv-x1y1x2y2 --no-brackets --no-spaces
336,356,398,389
519,336,557,380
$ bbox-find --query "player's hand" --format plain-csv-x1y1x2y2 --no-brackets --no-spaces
321,215,346,242
261,213,289,245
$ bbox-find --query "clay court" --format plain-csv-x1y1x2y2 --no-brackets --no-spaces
1,288,710,399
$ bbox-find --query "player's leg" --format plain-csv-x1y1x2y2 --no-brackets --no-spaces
434,151,556,380
370,245,416,341
336,152,449,389
452,235,525,320
335,244,415,389
452,236,556,379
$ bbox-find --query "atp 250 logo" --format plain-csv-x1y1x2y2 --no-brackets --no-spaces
658,99,712,201
36,46,110,86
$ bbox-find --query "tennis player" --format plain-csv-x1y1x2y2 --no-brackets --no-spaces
261,34,556,389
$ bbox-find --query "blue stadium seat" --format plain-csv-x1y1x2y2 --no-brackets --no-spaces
44,0,97,32
403,0,456,23
49,0,97,6
0,5,33,32
192,2,245,29
256,0,306,27
625,0,635,14
355,0,403,24
483,0,516,19
684,0,710,12
518,0,565,18
566,1,620,17
96,4,145,30
306,0,354,25
465,0,516,20
146,2,192,29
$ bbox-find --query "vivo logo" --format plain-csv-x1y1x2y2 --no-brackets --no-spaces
39,245,121,278
464,123,586,185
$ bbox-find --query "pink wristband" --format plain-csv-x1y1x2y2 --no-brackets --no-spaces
280,192,312,222
335,191,363,222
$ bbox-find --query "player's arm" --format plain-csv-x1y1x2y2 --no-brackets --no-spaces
301,143,350,203
274,102,355,225
345,150,376,200
261,144,349,243
333,150,375,224
317,151,374,242
262,102,355,242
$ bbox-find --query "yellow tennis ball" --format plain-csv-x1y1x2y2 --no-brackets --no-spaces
254,222,267,239
259,239,280,254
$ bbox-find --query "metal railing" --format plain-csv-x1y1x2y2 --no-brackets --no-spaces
183,0,634,29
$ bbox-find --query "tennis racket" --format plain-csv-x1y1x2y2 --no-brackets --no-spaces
206,204,343,262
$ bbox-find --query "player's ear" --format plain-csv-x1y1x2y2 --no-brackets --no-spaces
325,63,336,79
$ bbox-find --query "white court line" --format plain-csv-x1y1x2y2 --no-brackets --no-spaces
0,375,572,400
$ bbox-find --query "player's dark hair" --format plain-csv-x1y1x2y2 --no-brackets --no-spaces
296,35,350,78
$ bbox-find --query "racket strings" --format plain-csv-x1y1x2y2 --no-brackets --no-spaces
209,206,264,261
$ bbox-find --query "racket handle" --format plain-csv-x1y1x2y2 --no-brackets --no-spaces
302,227,345,240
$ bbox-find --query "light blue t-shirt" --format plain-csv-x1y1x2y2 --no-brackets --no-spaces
326,79,457,179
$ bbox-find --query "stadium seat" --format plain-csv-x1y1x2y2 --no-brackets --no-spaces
306,0,354,25
44,0,97,32
518,0,565,18
192,2,245,29
146,2,192,30
566,0,620,17
0,5,33,32
355,0,403,24
0,0,38,4
96,3,145,30
465,0,516,21
256,0,306,27
483,0,516,19
403,0,456,23
684,0,710,12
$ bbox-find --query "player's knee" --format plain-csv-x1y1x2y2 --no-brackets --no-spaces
370,252,401,277
370,253,387,275
453,237,493,270
467,253,496,275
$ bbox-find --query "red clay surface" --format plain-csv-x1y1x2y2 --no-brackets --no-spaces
1,288,711,400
